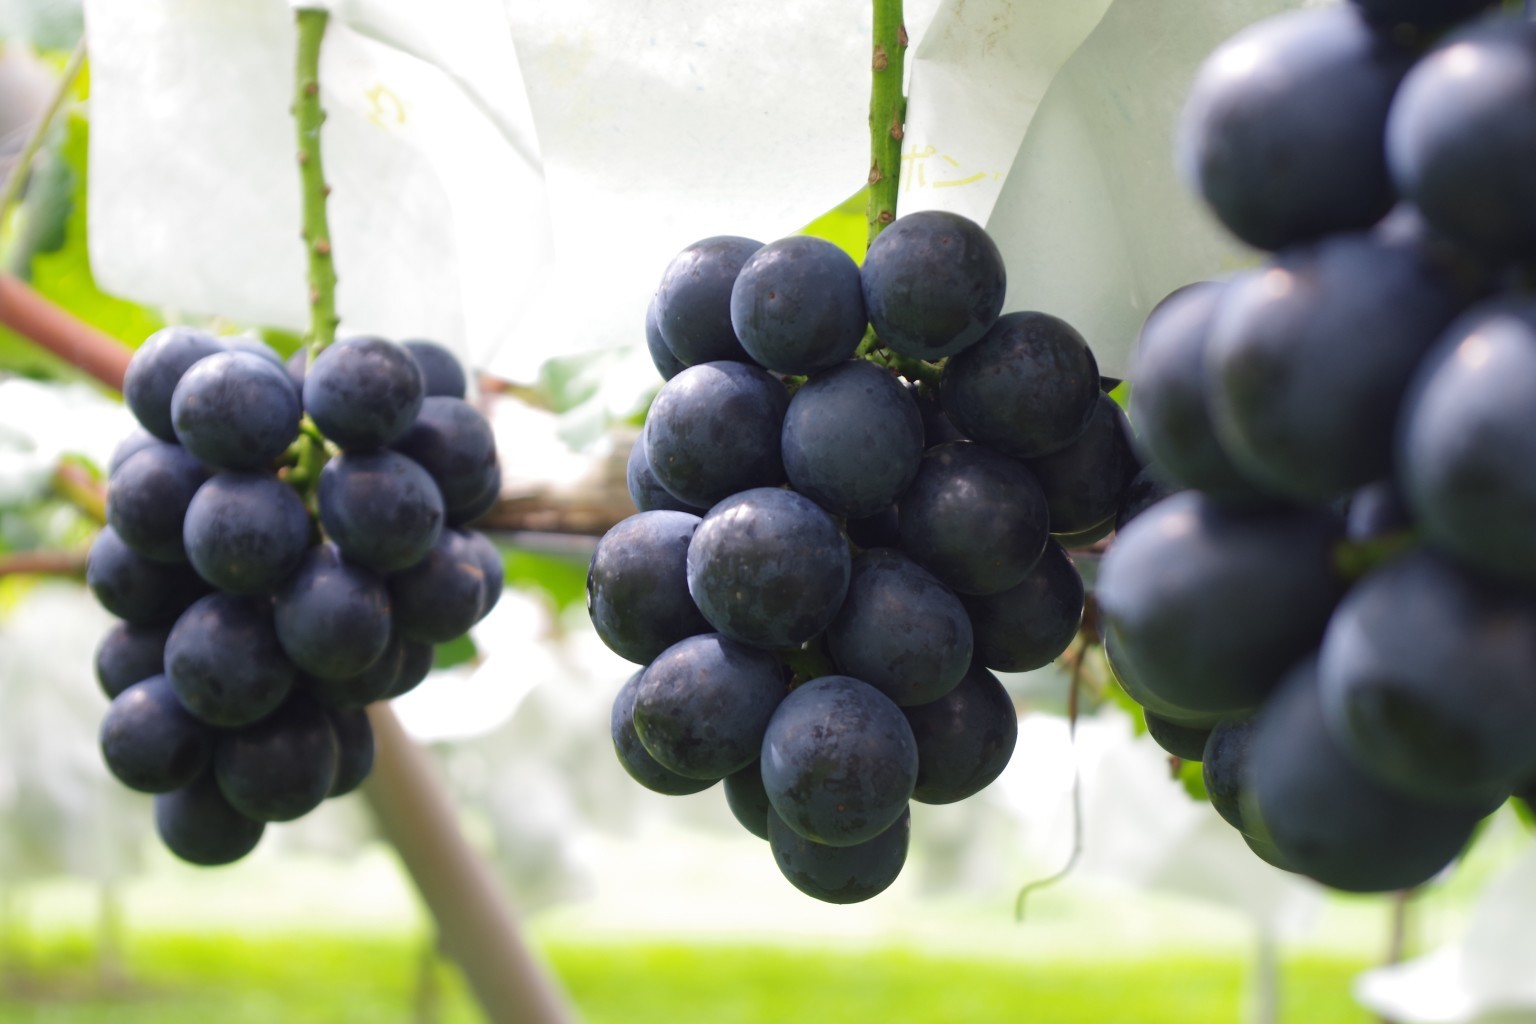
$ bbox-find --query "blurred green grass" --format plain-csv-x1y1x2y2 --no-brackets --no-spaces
0,932,1375,1023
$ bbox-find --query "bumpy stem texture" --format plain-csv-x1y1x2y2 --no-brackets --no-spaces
867,0,907,248
294,8,339,357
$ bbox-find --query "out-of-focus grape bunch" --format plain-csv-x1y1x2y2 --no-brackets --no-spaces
1103,0,1536,893
590,212,1145,903
90,329,503,866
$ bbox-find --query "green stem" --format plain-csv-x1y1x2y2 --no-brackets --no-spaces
1333,530,1418,581
0,40,87,245
867,0,907,249
294,8,339,358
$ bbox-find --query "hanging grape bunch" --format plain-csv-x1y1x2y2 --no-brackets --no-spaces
591,211,1141,903
90,327,503,867
1102,0,1536,894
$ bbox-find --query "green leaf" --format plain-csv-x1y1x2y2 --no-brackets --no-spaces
798,188,867,263
432,632,478,670
504,545,590,613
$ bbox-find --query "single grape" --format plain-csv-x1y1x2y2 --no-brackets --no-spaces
1024,394,1140,537
1350,0,1497,28
1317,551,1536,806
214,694,340,822
644,296,687,381
1246,657,1483,893
685,488,850,651
389,530,490,645
587,511,710,664
761,675,917,847
940,311,1100,459
896,441,1049,596
219,335,288,371
962,540,1083,674
303,336,425,450
768,806,910,904
643,361,788,509
1202,718,1255,831
1115,465,1178,533
633,633,788,780
1097,491,1344,717
610,669,718,796
781,360,923,518
165,592,297,728
729,235,866,374
626,438,705,514
825,549,973,707
1387,17,1536,259
106,442,210,563
1144,711,1212,762
273,544,392,680
903,663,1018,805
724,763,772,840
317,450,445,574
95,621,172,699
107,427,160,477
462,530,503,622
1176,5,1412,249
391,396,498,511
154,770,264,867
447,463,501,527
326,706,375,797
183,472,311,594
170,351,303,471
861,211,1006,360
99,674,212,793
123,326,225,440
383,639,435,700
300,633,404,710
654,235,763,366
402,339,468,398
87,527,208,626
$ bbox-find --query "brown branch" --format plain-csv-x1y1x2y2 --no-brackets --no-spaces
0,550,87,578
0,275,132,390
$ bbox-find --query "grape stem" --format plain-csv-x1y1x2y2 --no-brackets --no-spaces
51,459,106,524
0,39,87,247
0,550,87,579
867,0,907,248
293,8,339,359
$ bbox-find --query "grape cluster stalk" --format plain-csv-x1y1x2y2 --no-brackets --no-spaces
590,212,1145,903
1103,0,1536,893
91,329,502,866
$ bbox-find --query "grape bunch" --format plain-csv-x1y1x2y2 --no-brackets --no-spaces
1102,0,1536,893
591,212,1143,903
90,327,503,866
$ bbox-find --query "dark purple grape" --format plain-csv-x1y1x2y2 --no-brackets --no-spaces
654,236,763,366
107,428,160,477
625,438,705,514
447,463,501,527
302,336,425,451
301,633,403,710
273,544,392,680
317,450,445,573
87,527,208,626
724,763,772,839
285,349,308,393
861,211,1006,360
1351,0,1497,28
170,352,303,471
1203,718,1255,831
961,540,1083,673
781,360,923,518
940,311,1099,459
106,442,209,563
389,530,489,645
643,361,788,509
183,472,311,594
123,326,225,441
1025,394,1140,537
165,592,297,728
1097,491,1344,717
154,770,264,866
587,511,711,664
896,441,1049,596
1116,465,1178,533
761,675,917,847
1248,657,1483,893
326,706,375,797
903,663,1017,804
729,235,866,374
825,549,973,707
1387,17,1536,259
95,621,171,699
462,530,503,622
99,674,212,793
685,488,850,651
610,669,718,796
220,335,287,371
644,296,686,381
214,694,340,822
768,806,909,904
633,633,788,780
1176,6,1413,249
1144,711,1212,762
391,396,498,511
402,339,468,399
383,639,435,699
